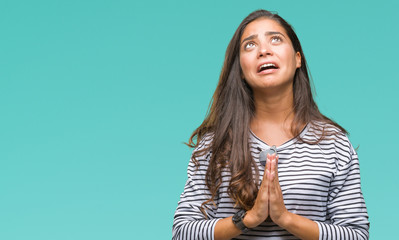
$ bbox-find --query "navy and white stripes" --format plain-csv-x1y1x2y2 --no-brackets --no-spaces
173,123,369,239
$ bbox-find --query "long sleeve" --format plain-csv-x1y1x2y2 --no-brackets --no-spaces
315,141,370,239
172,141,220,240
173,126,370,239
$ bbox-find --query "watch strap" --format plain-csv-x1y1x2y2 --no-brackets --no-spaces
235,219,249,233
232,210,250,233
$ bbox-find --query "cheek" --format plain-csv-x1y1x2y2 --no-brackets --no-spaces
281,49,298,70
239,55,252,77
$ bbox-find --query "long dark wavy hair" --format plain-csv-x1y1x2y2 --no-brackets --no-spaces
186,10,346,211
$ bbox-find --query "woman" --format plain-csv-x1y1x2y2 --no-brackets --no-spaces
173,9,369,240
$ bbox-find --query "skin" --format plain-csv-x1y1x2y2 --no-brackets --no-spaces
240,17,302,146
214,18,319,240
239,18,301,92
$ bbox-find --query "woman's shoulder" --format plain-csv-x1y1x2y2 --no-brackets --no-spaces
195,132,214,151
189,132,214,164
306,121,352,148
305,120,348,141
306,120,356,163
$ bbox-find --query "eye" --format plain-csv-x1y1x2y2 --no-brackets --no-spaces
271,35,282,44
244,42,256,50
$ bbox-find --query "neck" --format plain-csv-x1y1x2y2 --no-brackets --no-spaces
250,85,295,133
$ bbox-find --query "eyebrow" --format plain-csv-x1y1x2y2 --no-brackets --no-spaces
241,31,285,45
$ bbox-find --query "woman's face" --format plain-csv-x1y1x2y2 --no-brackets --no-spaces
239,18,301,91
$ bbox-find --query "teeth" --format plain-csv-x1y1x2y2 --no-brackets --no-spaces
258,63,277,72
260,63,275,68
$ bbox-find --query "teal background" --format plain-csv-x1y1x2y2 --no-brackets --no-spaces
1,0,397,239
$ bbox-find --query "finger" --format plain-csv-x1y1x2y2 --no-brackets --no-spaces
274,156,279,183
267,153,272,172
261,170,269,188
270,158,283,196
273,156,279,183
267,153,274,162
270,158,281,192
267,157,271,181
259,170,269,202
269,158,277,180
259,159,270,193
262,155,271,181
269,161,277,201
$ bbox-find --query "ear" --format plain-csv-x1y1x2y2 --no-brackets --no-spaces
295,52,301,68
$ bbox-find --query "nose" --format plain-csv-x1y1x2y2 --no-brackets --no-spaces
258,44,271,58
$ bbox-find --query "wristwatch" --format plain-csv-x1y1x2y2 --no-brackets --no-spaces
232,209,250,233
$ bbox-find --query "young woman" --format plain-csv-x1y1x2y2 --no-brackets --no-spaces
173,9,369,240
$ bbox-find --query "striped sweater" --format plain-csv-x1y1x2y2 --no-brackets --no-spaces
173,123,369,239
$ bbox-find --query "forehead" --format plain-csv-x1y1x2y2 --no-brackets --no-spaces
241,18,288,41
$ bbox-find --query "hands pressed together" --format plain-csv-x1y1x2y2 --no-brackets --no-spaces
244,153,290,228
215,153,319,240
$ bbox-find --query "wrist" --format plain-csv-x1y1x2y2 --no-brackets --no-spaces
243,210,261,228
232,210,250,233
275,211,293,229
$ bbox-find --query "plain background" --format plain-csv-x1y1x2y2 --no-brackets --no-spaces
1,0,398,239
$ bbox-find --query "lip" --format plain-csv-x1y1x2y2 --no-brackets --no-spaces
258,68,278,75
257,61,279,74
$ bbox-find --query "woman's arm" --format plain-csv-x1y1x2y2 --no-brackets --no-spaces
267,154,319,240
314,144,369,239
214,153,318,240
267,142,369,240
172,154,220,240
174,138,369,240
172,165,218,240
172,136,219,240
214,158,272,240
174,143,272,240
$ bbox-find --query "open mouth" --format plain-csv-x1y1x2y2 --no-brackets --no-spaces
258,63,279,73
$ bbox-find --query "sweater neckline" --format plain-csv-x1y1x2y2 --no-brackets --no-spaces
249,123,310,150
